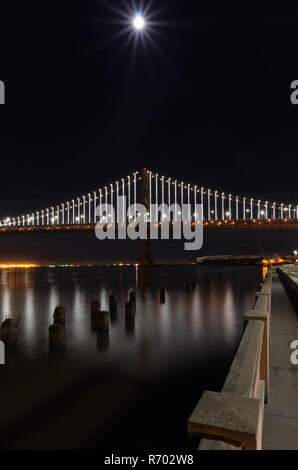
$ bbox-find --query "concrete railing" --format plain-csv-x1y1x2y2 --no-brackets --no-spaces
188,269,272,450
277,266,298,298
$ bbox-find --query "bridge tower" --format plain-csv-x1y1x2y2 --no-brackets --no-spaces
139,168,153,266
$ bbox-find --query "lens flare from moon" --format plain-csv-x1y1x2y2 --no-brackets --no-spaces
133,12,145,31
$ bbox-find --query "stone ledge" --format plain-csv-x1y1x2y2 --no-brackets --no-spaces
188,390,262,449
244,309,267,320
222,320,263,397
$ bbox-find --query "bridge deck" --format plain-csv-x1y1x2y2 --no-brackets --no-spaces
0,218,298,234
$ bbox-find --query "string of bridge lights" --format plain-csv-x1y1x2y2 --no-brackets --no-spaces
0,169,297,228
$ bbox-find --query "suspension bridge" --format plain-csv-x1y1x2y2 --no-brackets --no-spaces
1,168,297,230
1,168,298,264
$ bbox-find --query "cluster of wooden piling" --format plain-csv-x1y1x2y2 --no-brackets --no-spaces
1,278,200,353
91,290,137,338
48,290,138,349
48,278,198,349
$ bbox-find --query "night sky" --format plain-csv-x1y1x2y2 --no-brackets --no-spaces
0,2,298,262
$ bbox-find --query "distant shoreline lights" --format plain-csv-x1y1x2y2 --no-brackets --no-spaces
0,264,37,269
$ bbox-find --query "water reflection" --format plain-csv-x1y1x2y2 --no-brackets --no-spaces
263,266,268,280
125,316,135,338
97,330,110,351
49,284,59,322
48,346,66,370
0,265,264,450
24,287,35,338
0,266,261,371
2,287,11,318
4,344,18,368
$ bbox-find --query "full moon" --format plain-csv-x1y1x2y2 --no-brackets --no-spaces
133,12,145,31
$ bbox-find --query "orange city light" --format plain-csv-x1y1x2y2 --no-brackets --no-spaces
0,264,37,269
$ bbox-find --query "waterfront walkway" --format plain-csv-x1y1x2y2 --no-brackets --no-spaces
263,268,298,450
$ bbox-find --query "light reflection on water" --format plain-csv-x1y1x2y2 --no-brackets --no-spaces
0,265,262,448
0,265,260,367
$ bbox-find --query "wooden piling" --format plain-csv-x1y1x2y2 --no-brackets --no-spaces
91,300,101,323
49,323,65,350
129,290,136,305
125,301,135,318
128,291,136,315
53,305,66,326
160,285,166,303
0,318,17,345
97,330,110,350
109,294,118,319
125,302,135,335
96,311,110,331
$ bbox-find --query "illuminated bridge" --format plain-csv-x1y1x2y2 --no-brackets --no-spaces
1,168,298,233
